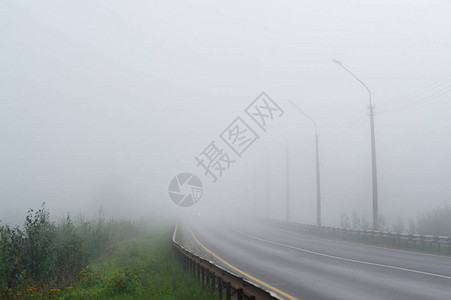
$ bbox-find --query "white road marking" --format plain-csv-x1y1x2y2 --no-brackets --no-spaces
231,228,451,281
278,225,451,259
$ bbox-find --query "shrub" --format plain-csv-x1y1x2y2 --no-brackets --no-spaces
79,266,104,288
416,205,451,236
76,210,114,263
21,204,56,283
0,224,25,292
105,267,139,296
0,204,137,296
53,214,84,284
392,217,405,233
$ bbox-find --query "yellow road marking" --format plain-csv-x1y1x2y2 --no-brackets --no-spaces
189,229,297,300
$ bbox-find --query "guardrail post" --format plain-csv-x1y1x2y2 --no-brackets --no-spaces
218,277,223,300
201,266,205,286
173,224,297,300
237,288,244,300
211,273,215,290
192,260,195,275
226,282,231,300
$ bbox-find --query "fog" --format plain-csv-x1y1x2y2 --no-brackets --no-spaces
1,1,450,228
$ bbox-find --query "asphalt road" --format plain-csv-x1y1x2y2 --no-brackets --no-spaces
180,218,451,300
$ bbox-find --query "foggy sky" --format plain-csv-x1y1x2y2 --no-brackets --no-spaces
1,0,450,227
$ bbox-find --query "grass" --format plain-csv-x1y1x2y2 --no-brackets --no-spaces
1,205,216,300
54,222,216,300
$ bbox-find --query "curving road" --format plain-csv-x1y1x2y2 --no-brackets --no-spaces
180,217,451,300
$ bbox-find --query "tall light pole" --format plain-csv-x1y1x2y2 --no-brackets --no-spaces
270,125,290,222
333,59,379,230
289,101,321,226
253,162,257,213
266,156,270,219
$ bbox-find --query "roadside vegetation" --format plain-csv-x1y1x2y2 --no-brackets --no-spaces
415,205,451,236
339,205,451,236
336,205,451,254
0,204,215,299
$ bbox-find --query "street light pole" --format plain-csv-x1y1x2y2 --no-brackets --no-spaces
270,126,290,222
285,146,289,222
289,101,321,226
333,59,379,230
266,156,270,219
314,131,321,226
253,162,257,213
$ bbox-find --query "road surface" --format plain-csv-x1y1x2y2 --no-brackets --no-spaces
179,217,451,300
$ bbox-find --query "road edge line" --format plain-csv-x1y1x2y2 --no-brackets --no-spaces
189,228,298,300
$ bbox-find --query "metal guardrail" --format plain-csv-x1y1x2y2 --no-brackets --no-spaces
172,223,282,300
265,218,451,253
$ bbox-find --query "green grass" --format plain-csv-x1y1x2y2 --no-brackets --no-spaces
55,223,216,300
1,205,217,299
10,222,216,300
